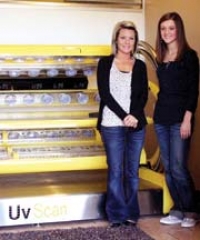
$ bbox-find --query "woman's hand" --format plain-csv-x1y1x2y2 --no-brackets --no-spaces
180,111,192,139
123,114,138,128
180,120,191,139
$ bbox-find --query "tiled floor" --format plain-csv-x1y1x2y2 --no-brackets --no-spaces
138,216,200,240
0,216,199,240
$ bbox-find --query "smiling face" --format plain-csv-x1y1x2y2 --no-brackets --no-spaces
160,19,178,45
116,28,136,55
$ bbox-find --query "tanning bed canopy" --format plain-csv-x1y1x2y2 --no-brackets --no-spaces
1,0,143,9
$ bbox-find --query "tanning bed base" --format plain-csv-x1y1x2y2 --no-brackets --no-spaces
0,170,163,227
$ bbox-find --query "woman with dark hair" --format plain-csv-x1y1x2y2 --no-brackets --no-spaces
154,12,199,228
97,21,148,227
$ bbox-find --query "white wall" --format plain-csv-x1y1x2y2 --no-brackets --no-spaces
0,3,145,45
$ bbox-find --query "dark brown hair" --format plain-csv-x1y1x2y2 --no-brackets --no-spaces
155,12,191,63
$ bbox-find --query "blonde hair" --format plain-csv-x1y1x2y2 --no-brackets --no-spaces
111,21,139,56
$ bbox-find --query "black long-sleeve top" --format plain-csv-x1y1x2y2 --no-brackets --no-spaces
153,49,199,125
97,55,148,131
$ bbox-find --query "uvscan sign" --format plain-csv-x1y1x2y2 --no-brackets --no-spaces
0,194,103,226
8,202,67,221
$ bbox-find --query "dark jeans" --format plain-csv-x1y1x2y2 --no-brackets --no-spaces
155,123,196,217
101,126,145,223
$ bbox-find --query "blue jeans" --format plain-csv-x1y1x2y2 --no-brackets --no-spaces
155,123,196,216
101,126,145,223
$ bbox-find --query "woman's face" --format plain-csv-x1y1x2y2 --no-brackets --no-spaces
160,19,177,45
116,28,135,54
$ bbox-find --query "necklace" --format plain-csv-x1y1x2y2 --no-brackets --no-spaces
114,57,134,72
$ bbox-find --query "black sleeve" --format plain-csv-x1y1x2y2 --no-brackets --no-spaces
184,50,199,113
130,60,148,118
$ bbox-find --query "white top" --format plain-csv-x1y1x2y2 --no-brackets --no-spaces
101,63,132,127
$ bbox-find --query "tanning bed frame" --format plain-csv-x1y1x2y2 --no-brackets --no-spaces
0,44,173,216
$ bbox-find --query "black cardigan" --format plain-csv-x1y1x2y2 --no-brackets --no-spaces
97,55,148,131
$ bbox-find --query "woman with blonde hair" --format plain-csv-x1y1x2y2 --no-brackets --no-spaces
97,21,148,227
